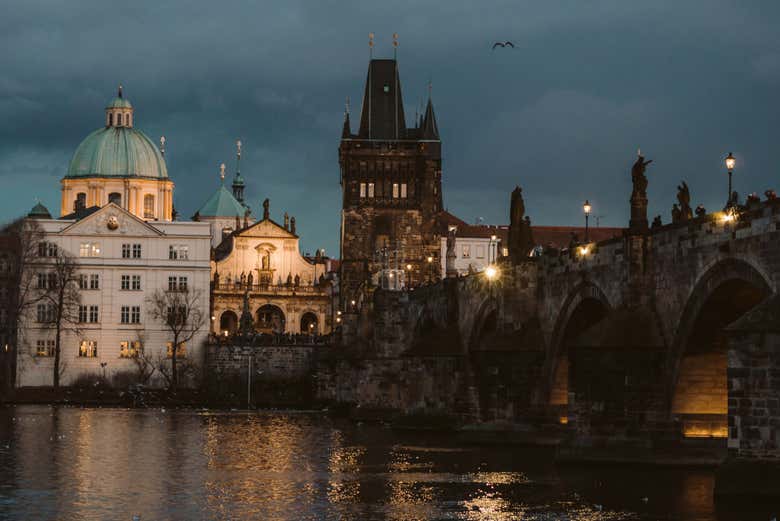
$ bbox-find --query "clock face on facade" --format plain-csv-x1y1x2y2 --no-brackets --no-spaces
107,215,119,230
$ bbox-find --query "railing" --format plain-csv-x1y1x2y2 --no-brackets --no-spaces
208,332,332,347
212,282,329,296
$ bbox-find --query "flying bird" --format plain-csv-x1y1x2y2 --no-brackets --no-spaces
492,41,515,50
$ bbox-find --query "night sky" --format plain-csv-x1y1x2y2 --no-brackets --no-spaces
2,1,779,255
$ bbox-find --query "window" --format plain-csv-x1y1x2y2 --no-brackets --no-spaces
89,274,99,290
37,273,47,289
392,183,399,198
168,276,187,291
117,113,123,126
166,341,186,358
108,113,113,126
89,305,99,323
119,341,142,358
78,340,98,358
38,242,57,257
368,182,375,198
166,306,187,326
36,340,55,357
75,192,86,211
80,243,100,257
78,305,88,323
37,304,54,323
122,243,141,259
359,183,366,198
122,244,130,258
132,275,141,290
143,195,155,219
400,183,407,198
120,306,141,324
108,192,121,205
132,244,141,258
462,245,471,259
121,275,130,290
476,245,485,259
79,305,98,323
79,274,88,290
502,247,509,257
169,245,189,260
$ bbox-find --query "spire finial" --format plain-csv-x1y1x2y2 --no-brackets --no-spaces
219,163,226,184
118,84,123,98
393,32,398,59
159,136,166,156
428,80,432,99
369,32,374,58
345,96,350,116
236,139,242,174
637,147,642,157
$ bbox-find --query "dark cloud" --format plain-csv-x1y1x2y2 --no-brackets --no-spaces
2,1,780,254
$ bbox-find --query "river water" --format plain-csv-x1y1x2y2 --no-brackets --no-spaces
0,406,773,520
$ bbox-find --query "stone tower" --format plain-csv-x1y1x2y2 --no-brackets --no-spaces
338,58,443,306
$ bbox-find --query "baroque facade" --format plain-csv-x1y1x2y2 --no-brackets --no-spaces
339,57,443,306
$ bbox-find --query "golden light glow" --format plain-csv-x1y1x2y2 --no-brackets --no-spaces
490,234,497,241
559,416,568,425
405,263,412,270
426,256,433,263
725,151,736,171
578,245,590,256
583,199,592,215
484,265,499,280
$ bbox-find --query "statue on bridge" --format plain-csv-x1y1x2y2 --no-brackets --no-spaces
508,186,534,264
629,152,653,232
239,290,255,336
676,182,693,221
446,226,458,278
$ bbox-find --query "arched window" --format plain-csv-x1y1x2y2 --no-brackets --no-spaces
256,305,285,334
143,194,155,219
125,113,131,126
220,311,238,335
117,113,122,126
75,192,86,211
300,312,318,335
108,113,113,126
108,192,121,206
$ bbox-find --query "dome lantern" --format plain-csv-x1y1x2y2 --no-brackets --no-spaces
105,85,134,128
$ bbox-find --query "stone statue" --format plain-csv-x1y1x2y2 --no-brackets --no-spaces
695,204,706,218
294,274,300,287
240,272,246,286
290,217,296,235
445,226,457,278
263,198,270,220
286,273,293,286
629,153,652,231
508,186,533,264
631,155,652,197
651,215,662,228
677,182,693,221
239,291,254,336
284,212,290,230
247,272,253,287
671,203,682,223
765,189,777,200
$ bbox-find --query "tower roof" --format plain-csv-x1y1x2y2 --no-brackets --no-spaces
28,202,52,219
195,185,246,218
421,97,439,140
358,59,406,140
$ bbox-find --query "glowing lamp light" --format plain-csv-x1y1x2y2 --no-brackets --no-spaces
721,212,735,223
725,152,736,172
578,245,590,256
337,310,342,316
350,300,356,306
583,200,592,215
211,315,216,321
490,234,497,241
484,265,499,280
427,256,434,263
336,317,342,323
406,264,412,270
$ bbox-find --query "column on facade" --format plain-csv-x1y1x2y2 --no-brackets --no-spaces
123,181,130,211
60,189,67,216
135,188,141,218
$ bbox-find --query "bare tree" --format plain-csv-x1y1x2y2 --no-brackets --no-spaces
129,332,156,385
0,218,45,391
146,286,205,390
38,246,81,388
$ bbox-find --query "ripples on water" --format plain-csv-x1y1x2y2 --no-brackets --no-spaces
0,406,771,520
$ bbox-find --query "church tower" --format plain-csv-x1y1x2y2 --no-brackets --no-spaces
338,55,443,306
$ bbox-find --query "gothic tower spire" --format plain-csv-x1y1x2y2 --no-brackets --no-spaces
232,139,245,204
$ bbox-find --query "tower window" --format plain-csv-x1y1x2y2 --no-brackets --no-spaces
359,183,366,198
108,113,113,126
75,192,86,211
368,183,375,198
108,192,121,206
392,183,399,198
117,113,122,126
143,195,155,219
383,84,390,93
401,183,407,198
126,113,131,126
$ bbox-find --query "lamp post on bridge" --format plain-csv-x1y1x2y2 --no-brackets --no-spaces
583,200,592,242
725,152,736,209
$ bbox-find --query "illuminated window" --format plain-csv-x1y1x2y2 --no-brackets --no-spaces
166,341,186,358
36,340,55,357
169,245,189,260
359,183,366,198
392,183,399,198
462,245,471,259
400,183,407,198
78,340,98,358
367,183,375,198
81,243,100,257
143,195,155,219
119,340,142,358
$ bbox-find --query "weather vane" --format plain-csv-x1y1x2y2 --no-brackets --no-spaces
160,136,166,156
219,163,226,183
237,139,242,158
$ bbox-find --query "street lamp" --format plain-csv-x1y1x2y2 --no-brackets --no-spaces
583,200,592,242
725,152,736,208
485,265,498,280
489,234,497,264
426,255,434,283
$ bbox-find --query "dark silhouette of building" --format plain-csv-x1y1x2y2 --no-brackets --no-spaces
338,57,443,306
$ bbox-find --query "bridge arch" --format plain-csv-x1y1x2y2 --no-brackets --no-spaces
668,257,773,437
544,282,611,409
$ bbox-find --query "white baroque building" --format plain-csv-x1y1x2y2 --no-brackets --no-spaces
18,204,210,387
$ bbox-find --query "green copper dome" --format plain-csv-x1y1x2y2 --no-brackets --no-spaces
107,96,132,109
65,127,168,179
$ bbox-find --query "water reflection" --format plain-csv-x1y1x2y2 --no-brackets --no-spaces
0,406,770,520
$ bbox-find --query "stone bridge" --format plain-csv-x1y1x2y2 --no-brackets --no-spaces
319,197,780,477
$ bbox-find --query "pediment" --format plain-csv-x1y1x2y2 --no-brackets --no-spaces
59,203,164,237
238,219,296,239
